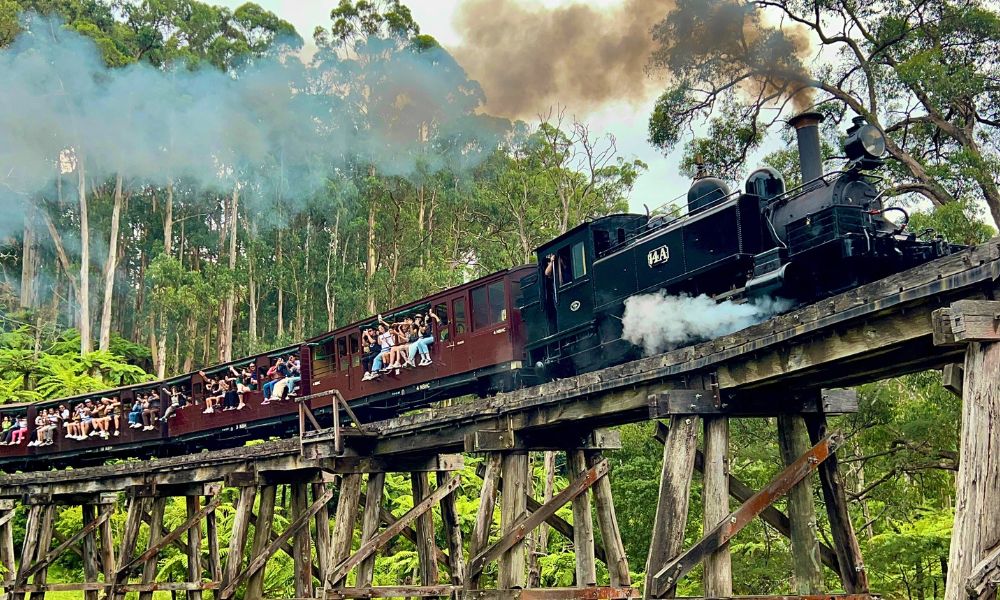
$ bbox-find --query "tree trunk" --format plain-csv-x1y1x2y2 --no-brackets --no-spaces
325,213,339,331
220,186,239,363
277,228,284,338
78,160,92,354
301,216,312,337
19,206,36,309
366,199,377,314
156,182,173,379
98,174,124,352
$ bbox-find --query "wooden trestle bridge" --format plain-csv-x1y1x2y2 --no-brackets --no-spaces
1,239,999,600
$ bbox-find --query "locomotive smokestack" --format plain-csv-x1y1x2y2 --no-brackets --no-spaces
788,111,825,183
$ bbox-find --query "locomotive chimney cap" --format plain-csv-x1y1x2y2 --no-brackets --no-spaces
788,111,825,129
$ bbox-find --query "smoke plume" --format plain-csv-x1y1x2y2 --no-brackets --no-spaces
622,291,791,355
451,0,673,119
0,15,506,236
650,0,815,109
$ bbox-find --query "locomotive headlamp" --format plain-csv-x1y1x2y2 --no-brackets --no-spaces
844,117,886,168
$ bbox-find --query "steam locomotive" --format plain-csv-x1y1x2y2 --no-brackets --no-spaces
0,112,957,470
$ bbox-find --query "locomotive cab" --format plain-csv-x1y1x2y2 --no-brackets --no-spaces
519,215,648,378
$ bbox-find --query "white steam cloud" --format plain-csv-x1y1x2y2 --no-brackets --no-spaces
0,15,507,236
622,291,792,355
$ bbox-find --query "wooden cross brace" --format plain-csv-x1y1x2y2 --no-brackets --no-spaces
650,432,841,597
467,459,609,579
324,473,462,587
652,421,840,572
967,543,1000,597
220,485,335,599
19,505,111,582
117,493,225,577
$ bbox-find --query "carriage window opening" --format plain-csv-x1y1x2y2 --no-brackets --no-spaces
558,242,588,285
434,302,450,341
489,281,506,323
471,281,507,330
472,285,489,330
349,333,361,367
337,338,348,372
617,228,626,244
453,298,467,335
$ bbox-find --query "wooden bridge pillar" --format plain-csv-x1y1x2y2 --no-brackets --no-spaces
933,300,1000,600
0,500,15,593
777,414,823,594
701,416,731,597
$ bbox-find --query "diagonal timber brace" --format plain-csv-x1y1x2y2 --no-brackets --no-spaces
652,421,840,572
221,486,335,599
467,459,609,578
324,474,462,587
21,505,112,581
650,432,841,597
117,493,225,577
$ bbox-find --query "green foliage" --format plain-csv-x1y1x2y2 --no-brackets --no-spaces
647,0,1000,224
908,198,997,246
0,321,153,401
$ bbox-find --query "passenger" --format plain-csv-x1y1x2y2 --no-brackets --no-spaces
66,404,84,439
79,400,94,438
0,416,12,445
9,417,27,445
107,397,121,437
92,398,114,439
223,368,244,410
407,310,440,366
361,327,379,374
265,356,300,403
128,397,144,428
29,411,47,446
89,400,109,439
364,321,396,380
44,408,60,445
199,372,223,414
160,386,188,421
261,362,281,401
389,320,417,369
142,393,161,430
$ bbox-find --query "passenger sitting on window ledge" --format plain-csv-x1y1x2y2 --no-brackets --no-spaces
361,327,379,375
364,321,396,381
200,371,225,414
407,310,440,366
142,393,161,430
160,386,188,421
128,397,144,428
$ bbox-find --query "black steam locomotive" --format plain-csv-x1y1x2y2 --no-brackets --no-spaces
518,112,957,378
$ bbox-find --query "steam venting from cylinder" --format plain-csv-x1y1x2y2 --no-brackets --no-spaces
788,111,825,183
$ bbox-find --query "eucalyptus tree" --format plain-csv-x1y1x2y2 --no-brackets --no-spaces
647,0,1000,225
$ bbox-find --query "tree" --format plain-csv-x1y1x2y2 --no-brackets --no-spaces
648,0,1000,226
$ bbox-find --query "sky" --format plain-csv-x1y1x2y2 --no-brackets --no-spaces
214,0,691,213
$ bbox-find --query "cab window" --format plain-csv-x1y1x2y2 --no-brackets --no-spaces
557,241,587,286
